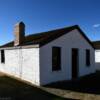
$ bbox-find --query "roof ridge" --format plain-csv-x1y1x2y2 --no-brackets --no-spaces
25,25,78,37
0,25,94,49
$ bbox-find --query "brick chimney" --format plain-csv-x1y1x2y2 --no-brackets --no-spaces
14,22,25,46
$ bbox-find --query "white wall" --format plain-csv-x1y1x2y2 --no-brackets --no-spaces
0,29,95,86
0,48,40,85
40,29,95,85
95,50,100,70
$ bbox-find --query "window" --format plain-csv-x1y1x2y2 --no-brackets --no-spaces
1,50,5,63
52,47,61,71
86,49,90,66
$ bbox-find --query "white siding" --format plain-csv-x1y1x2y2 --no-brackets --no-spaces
40,29,95,85
0,48,40,85
95,50,100,70
95,50,100,62
0,29,96,86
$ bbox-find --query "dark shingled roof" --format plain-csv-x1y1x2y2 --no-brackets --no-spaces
92,41,100,49
0,25,94,48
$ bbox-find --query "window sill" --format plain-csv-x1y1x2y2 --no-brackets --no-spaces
51,70,62,73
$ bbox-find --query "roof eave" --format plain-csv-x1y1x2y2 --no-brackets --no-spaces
0,44,40,50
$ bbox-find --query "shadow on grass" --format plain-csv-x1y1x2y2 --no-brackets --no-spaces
0,76,77,100
45,72,100,95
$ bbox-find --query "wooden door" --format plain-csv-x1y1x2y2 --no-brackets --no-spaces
72,48,79,79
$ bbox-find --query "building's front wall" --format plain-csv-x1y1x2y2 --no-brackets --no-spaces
40,29,95,85
95,50,100,70
0,48,40,85
0,29,95,86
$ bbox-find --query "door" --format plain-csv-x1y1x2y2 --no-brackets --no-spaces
72,48,79,79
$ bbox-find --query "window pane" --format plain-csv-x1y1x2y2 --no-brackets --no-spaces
1,50,5,63
52,47,61,71
86,49,90,66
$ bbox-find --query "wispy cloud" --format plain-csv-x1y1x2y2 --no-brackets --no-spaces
93,24,100,28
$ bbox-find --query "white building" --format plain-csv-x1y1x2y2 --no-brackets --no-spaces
0,22,95,86
93,41,100,70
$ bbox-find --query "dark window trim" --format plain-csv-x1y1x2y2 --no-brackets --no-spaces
86,49,90,67
52,46,61,71
1,50,5,63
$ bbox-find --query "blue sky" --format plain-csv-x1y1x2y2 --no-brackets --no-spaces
0,0,100,45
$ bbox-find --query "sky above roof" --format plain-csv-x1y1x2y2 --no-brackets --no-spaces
0,0,100,45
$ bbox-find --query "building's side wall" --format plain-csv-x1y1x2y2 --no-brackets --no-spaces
40,29,95,85
0,48,40,85
95,50,100,70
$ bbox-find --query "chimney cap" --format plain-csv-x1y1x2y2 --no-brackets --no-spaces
15,21,25,26
14,21,25,46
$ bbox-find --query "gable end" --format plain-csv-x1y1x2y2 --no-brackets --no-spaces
39,26,94,49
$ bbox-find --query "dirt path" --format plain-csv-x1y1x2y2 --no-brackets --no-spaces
42,87,100,100
42,72,100,100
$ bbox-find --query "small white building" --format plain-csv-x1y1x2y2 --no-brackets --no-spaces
0,22,95,86
93,41,100,70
